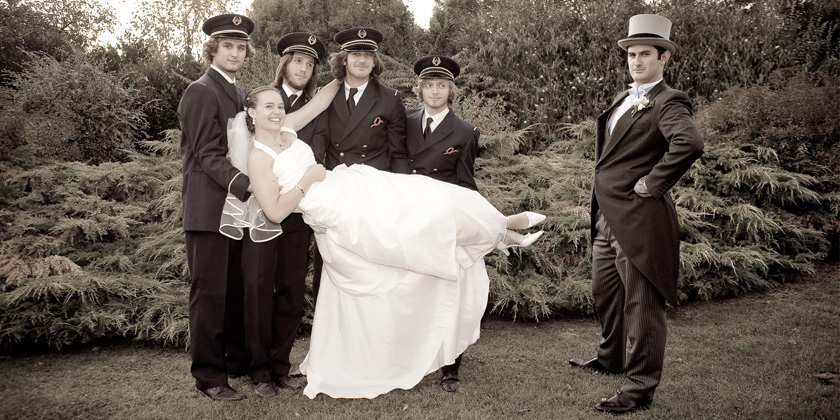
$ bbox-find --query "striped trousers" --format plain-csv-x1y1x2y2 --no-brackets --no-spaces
592,210,667,400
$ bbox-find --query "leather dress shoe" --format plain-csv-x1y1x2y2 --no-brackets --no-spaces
275,375,302,390
595,390,652,414
253,382,277,398
440,372,460,392
569,357,620,374
195,384,245,401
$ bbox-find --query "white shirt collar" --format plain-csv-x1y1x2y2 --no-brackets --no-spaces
628,79,662,99
282,84,303,107
424,107,449,124
281,84,301,98
423,107,449,132
344,81,368,100
210,65,235,84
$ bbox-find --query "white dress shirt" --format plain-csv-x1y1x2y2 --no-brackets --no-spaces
423,107,450,134
607,79,662,136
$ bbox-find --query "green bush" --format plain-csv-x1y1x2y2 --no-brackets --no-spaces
695,68,840,258
4,50,148,165
91,37,205,144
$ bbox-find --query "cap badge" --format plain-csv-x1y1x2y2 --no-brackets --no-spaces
232,16,242,26
432,56,441,66
358,29,367,38
308,35,317,45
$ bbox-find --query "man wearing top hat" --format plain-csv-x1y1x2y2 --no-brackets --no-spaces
177,13,256,401
308,27,409,302
232,32,329,397
568,14,703,413
407,55,481,392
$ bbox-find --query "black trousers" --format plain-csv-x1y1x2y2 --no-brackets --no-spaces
185,231,246,390
242,220,311,383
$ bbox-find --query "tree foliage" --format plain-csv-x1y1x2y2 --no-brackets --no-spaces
430,0,839,134
4,0,116,48
0,0,75,85
3,50,148,165
248,0,430,62
129,0,229,58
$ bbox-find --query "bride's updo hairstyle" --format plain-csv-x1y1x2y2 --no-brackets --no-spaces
244,86,282,133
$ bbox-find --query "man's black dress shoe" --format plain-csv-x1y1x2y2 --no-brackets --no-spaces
595,390,652,414
440,372,460,392
254,382,277,398
195,384,245,401
275,375,302,390
569,357,620,374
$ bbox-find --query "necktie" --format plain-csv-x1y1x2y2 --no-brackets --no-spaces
423,117,433,139
347,87,358,113
287,94,298,112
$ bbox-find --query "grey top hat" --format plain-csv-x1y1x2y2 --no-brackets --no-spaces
617,14,677,55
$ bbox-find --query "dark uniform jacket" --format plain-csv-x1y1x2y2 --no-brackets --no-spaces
310,79,409,172
178,67,250,232
591,81,704,305
406,107,479,191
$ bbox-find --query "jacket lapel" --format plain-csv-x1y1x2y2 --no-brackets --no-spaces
595,93,626,162
342,84,377,140
207,68,243,108
406,108,424,155
332,89,350,129
416,112,454,154
598,82,668,164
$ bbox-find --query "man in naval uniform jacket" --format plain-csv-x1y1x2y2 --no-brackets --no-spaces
177,13,256,402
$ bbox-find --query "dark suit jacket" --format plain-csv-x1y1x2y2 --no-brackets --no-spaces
591,81,703,305
406,107,479,191
310,79,409,172
178,67,250,232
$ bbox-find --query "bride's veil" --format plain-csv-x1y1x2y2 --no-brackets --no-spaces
219,111,284,242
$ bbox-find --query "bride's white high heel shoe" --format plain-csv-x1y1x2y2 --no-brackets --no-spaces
496,230,545,256
524,212,547,228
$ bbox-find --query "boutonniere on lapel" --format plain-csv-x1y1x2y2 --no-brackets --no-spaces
370,117,384,128
630,95,654,116
443,147,459,155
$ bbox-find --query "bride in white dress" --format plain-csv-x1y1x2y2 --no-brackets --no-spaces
231,82,545,399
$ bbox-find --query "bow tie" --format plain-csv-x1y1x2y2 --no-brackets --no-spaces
628,87,647,100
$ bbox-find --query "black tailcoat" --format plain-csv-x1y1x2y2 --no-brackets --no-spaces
591,82,703,305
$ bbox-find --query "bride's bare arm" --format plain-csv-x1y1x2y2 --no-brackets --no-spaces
248,150,327,223
283,79,340,132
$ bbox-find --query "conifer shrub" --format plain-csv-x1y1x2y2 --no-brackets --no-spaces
0,141,184,350
695,68,840,259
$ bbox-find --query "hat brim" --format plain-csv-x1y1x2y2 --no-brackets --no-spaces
280,47,322,63
212,32,251,41
618,37,676,55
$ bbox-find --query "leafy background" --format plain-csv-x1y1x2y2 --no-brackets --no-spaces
0,0,838,351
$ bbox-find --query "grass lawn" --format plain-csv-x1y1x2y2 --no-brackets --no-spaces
1,263,838,419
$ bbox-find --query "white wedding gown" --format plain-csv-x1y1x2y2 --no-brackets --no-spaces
251,138,506,399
